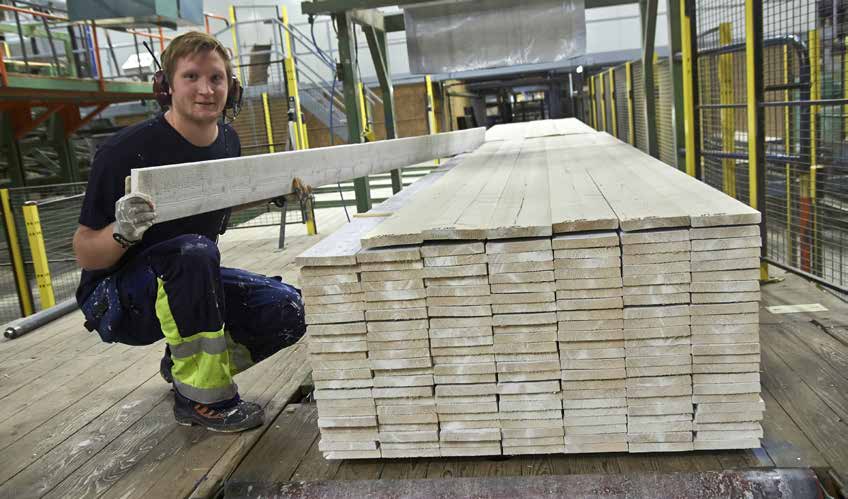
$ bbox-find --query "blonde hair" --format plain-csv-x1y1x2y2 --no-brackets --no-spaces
161,31,233,84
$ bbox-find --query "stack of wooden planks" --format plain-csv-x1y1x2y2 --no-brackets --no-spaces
298,118,764,459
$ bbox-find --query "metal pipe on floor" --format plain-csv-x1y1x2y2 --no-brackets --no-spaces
3,298,77,340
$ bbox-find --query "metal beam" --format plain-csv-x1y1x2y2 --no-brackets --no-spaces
350,9,384,31
364,25,403,194
640,0,659,158
666,0,685,169
304,0,636,14
303,0,433,15
335,11,371,213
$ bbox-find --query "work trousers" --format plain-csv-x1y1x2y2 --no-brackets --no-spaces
81,234,306,404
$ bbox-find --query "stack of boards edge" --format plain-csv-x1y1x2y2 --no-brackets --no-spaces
298,118,764,459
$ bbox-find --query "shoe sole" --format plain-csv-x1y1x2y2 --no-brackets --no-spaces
175,417,263,433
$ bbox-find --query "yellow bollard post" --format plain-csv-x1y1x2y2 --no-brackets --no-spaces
261,92,275,153
680,0,697,177
0,189,33,316
626,62,635,145
600,72,607,132
809,29,821,274
281,6,305,151
590,76,597,130
609,68,618,138
22,202,54,310
719,22,736,199
783,45,793,263
425,74,439,165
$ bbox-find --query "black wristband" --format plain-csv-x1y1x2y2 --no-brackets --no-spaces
113,232,137,249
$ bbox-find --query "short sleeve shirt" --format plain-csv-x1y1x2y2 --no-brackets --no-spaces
76,113,241,304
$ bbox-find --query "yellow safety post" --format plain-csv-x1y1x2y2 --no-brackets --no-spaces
844,37,848,141
590,76,597,130
719,22,736,199
22,202,54,310
300,118,310,149
227,6,244,87
425,75,438,135
609,68,618,138
745,0,768,281
680,0,697,177
280,6,305,151
600,72,607,132
357,82,376,142
425,74,439,165
261,92,275,153
626,62,635,145
809,29,821,273
783,45,792,262
0,189,33,316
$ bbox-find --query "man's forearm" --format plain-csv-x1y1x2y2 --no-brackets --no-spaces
73,223,128,270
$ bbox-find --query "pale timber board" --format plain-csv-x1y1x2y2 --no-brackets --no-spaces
614,143,761,227
360,142,504,248
297,160,458,265
546,135,618,233
484,139,553,239
132,127,485,223
582,143,693,231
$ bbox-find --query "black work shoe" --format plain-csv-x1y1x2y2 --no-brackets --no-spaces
160,345,173,384
173,392,265,433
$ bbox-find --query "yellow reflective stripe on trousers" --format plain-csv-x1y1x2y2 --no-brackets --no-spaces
155,277,237,404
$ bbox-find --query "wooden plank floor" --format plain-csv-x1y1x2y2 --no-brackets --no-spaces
1,204,847,497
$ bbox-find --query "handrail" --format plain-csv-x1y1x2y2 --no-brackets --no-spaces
217,16,382,105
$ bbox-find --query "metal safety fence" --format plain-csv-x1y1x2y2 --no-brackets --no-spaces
578,0,848,292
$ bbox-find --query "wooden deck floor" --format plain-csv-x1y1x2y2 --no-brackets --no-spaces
1,206,847,498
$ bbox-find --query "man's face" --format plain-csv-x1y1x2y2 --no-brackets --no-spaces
169,49,229,125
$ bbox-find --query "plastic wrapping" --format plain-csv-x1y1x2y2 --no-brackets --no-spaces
404,0,586,74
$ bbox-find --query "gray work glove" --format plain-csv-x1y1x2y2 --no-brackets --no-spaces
113,191,156,246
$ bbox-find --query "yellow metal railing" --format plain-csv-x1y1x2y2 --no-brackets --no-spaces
0,188,33,316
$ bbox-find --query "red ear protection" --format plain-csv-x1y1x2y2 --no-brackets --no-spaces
152,69,243,118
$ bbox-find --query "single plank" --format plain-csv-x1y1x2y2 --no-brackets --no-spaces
134,127,485,223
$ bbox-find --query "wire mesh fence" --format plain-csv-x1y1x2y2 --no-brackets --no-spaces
655,58,678,167
615,64,631,144
632,61,649,153
761,1,848,289
697,0,751,206
2,183,86,318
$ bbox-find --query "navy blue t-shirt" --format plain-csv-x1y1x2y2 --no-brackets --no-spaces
76,114,240,304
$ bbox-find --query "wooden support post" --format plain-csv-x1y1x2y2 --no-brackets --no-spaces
719,22,736,198
22,202,54,310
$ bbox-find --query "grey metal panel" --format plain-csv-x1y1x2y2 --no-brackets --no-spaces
404,0,586,74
